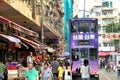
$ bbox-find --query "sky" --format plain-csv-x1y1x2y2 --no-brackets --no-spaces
77,0,95,17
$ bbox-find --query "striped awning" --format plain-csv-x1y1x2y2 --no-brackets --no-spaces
0,34,21,43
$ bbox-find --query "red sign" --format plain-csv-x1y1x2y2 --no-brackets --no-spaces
106,33,120,39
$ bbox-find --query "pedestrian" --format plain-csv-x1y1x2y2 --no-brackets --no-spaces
25,63,38,80
58,63,63,80
51,57,59,80
64,64,72,80
117,61,120,80
3,68,8,80
0,61,5,80
42,63,52,80
107,62,111,72
80,59,90,80
27,52,33,65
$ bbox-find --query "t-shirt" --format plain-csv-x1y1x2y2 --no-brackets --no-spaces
25,68,38,80
58,66,63,78
42,68,51,80
51,61,59,73
81,65,90,78
64,69,71,80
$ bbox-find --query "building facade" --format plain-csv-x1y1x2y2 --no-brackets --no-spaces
92,0,116,52
0,0,64,62
0,0,64,47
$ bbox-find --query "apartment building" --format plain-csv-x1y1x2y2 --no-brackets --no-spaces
0,0,64,46
92,0,116,52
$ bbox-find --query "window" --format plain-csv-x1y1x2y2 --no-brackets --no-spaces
80,49,88,60
109,43,113,46
71,22,76,33
90,48,97,60
103,43,107,47
99,43,101,47
96,12,100,16
78,22,89,33
0,22,7,32
110,1,113,7
102,1,112,7
72,48,79,61
91,23,96,32
103,11,107,15
102,2,109,7
102,34,105,39
0,22,4,32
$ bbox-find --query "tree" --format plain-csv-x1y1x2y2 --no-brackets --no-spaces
105,22,120,33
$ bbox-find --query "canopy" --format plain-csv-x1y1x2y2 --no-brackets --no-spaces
99,52,113,57
14,35,40,51
0,34,21,43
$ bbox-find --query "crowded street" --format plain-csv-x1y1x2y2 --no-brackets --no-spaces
1,0,120,80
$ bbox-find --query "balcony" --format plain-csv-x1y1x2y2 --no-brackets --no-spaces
102,7,115,10
102,14,113,19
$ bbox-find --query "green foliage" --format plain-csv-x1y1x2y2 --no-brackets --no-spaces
105,23,120,33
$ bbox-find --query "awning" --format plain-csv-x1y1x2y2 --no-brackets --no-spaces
0,16,39,37
0,34,21,43
99,52,113,57
14,35,40,51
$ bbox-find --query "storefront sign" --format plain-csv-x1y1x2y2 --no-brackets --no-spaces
106,33,120,40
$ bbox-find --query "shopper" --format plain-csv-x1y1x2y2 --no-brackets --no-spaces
42,63,52,80
117,62,120,80
51,57,59,80
3,68,8,80
25,63,38,80
80,59,90,80
64,65,72,80
0,62,5,80
58,63,63,80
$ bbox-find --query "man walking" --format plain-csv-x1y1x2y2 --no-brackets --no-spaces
25,63,38,80
51,57,59,80
42,63,52,80
0,62,5,80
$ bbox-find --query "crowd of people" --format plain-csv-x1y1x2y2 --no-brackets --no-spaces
3,55,120,80
25,57,72,80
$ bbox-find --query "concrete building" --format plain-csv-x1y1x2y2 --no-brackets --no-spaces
0,0,64,47
92,0,116,52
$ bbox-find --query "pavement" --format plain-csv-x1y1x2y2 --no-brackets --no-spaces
99,69,118,80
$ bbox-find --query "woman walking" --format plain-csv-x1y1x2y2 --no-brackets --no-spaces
64,65,72,80
80,59,90,80
58,63,63,80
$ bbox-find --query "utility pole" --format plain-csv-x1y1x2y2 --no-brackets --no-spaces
41,0,44,44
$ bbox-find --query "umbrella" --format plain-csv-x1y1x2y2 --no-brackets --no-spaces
60,52,70,57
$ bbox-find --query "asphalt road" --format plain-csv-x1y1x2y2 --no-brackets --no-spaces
99,69,118,80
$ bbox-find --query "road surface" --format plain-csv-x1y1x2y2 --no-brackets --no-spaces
99,69,118,80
